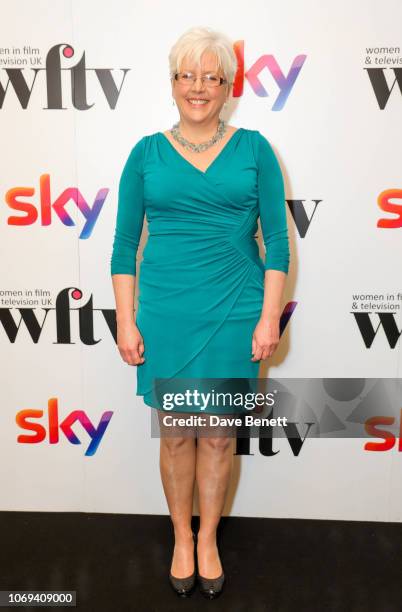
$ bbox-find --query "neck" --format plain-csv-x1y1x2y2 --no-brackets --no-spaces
177,117,222,143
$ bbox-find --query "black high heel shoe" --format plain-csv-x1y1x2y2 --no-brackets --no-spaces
198,571,225,599
197,538,225,599
168,532,196,597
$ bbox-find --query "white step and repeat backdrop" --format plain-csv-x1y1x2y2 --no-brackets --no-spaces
1,0,401,520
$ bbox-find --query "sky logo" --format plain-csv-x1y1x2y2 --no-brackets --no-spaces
233,40,307,110
6,174,108,238
16,397,113,456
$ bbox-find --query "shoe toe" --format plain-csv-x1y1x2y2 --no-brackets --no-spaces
169,570,196,596
198,572,225,598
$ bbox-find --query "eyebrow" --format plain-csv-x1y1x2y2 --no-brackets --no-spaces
179,69,221,74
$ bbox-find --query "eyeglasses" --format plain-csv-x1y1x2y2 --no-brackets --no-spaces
174,71,227,88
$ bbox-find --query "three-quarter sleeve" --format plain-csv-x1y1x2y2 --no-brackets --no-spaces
256,131,290,274
110,137,146,276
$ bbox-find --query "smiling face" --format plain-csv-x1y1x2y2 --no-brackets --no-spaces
171,50,231,126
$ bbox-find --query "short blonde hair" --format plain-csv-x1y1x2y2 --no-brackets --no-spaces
168,26,238,88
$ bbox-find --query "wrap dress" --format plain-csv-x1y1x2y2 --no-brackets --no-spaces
110,128,290,413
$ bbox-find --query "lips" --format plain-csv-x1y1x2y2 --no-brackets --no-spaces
186,98,209,106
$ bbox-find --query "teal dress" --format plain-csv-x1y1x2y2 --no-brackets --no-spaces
110,128,290,413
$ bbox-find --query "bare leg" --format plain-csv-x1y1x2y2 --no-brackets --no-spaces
195,415,235,578
157,410,197,578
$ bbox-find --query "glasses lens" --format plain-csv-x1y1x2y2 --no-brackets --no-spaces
176,72,222,87
203,73,221,87
177,72,194,84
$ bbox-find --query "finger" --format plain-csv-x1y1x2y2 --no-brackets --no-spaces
130,348,145,365
251,336,257,357
120,347,144,365
138,341,145,356
261,348,270,360
251,345,263,361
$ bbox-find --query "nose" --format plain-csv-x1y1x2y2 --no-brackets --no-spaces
191,75,205,92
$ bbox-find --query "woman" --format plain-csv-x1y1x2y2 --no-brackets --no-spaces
110,26,290,599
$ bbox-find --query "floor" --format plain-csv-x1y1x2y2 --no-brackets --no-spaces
0,512,400,611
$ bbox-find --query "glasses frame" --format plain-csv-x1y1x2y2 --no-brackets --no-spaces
173,71,227,87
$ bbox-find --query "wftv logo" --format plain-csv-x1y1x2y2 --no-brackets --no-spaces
16,397,113,456
6,174,108,239
0,288,118,345
352,310,402,349
287,199,322,238
0,42,306,111
365,67,402,109
0,44,130,109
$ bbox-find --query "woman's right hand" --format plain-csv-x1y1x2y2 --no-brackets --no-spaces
117,319,145,366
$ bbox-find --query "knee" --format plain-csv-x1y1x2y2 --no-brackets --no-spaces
199,436,233,453
160,436,194,456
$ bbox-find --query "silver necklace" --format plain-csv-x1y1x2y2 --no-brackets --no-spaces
169,119,227,153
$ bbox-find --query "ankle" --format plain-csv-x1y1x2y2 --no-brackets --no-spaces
174,528,194,542
197,530,217,544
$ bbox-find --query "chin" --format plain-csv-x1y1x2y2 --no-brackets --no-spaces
189,113,209,120
182,113,208,122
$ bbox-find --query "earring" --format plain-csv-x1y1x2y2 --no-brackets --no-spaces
172,98,175,106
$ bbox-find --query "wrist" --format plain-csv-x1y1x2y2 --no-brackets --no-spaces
116,311,136,325
260,311,280,323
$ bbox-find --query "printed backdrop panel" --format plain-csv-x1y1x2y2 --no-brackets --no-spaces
1,0,401,519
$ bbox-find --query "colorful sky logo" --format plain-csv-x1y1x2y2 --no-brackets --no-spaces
233,41,307,110
16,397,113,456
6,174,108,239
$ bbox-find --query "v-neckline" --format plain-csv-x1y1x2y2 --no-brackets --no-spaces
158,127,243,175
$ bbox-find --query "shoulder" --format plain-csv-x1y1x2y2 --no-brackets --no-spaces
238,128,274,164
237,128,273,151
123,131,166,172
121,135,150,175
126,131,161,158
254,129,278,155
244,128,272,147
127,132,160,154
125,135,147,158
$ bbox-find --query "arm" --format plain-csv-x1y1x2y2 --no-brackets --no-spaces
110,138,146,365
252,132,290,361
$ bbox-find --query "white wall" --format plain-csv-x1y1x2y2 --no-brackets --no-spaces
1,0,401,520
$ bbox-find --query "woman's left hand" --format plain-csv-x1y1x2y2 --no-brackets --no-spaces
251,317,280,361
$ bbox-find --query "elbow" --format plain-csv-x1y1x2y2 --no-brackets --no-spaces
264,259,289,274
110,251,138,276
110,232,139,276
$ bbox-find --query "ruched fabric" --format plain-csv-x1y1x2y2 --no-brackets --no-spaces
110,128,289,412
